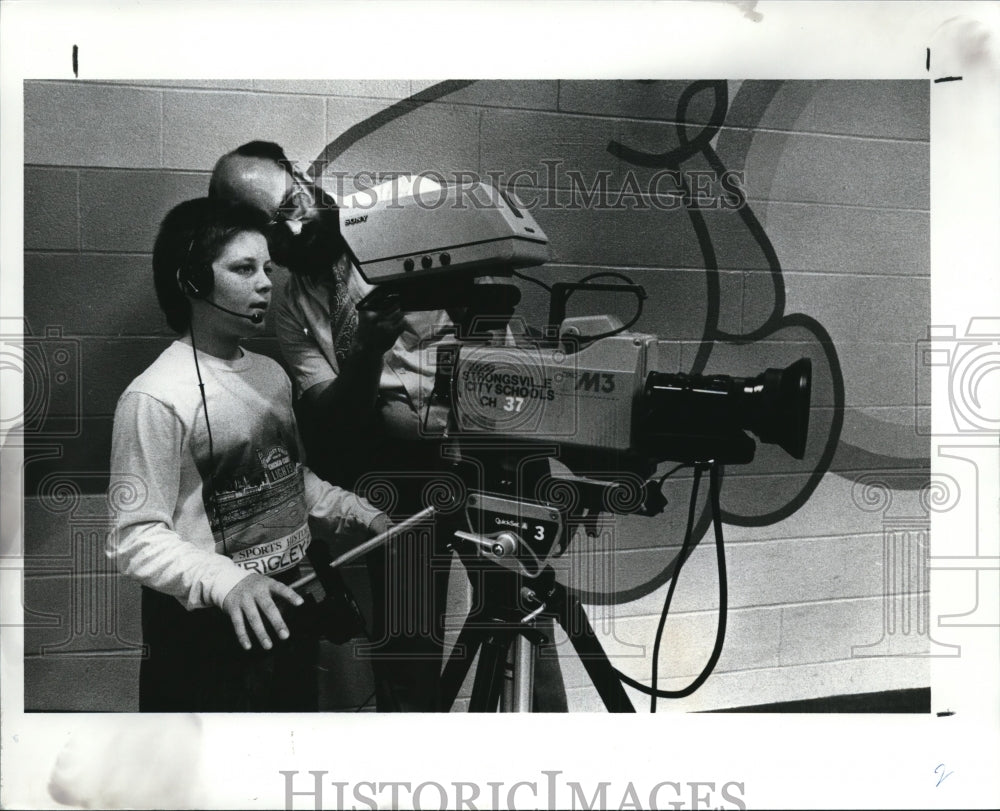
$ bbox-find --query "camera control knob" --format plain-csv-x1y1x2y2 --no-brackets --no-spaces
421,254,433,269
453,530,515,559
492,532,518,558
403,258,415,272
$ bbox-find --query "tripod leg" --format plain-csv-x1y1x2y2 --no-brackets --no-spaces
553,586,635,712
504,634,535,712
468,631,513,712
439,616,485,710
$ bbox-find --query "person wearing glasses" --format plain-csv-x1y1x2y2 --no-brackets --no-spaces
209,142,569,713
209,142,459,712
209,143,443,468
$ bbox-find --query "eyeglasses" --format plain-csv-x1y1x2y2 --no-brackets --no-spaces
267,169,315,228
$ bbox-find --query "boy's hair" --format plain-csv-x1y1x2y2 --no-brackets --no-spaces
152,197,270,333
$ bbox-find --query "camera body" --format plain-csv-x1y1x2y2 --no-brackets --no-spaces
342,179,548,285
338,180,812,575
442,320,658,454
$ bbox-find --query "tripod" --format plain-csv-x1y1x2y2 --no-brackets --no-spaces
439,563,635,712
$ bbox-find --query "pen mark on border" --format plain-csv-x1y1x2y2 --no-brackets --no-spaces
934,763,954,786
926,47,930,71
934,76,963,83
72,45,78,78
936,709,955,717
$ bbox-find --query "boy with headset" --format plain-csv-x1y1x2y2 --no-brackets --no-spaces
107,197,390,712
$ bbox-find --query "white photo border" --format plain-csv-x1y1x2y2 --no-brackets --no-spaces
2,2,998,809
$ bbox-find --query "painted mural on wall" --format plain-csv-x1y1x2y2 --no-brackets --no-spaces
307,79,928,603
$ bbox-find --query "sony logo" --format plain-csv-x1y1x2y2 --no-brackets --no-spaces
344,215,369,227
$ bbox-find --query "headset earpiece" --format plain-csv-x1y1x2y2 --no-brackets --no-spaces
176,269,201,298
176,236,214,298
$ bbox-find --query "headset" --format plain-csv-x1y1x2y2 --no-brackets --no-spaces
176,213,370,662
176,235,215,296
176,236,264,324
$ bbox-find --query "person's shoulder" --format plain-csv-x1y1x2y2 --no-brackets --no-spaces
242,349,295,404
244,348,291,383
115,342,193,417
121,341,192,399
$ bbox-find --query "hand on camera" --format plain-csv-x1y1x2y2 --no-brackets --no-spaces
222,573,304,651
354,301,405,355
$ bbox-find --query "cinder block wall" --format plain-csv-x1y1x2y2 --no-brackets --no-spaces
22,79,931,712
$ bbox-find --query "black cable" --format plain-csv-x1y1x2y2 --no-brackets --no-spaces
353,689,377,712
657,462,689,488
576,270,636,286
562,271,645,345
577,297,644,346
188,326,228,554
614,462,729,702
420,396,435,436
511,269,552,293
656,462,727,699
650,464,703,711
613,465,701,696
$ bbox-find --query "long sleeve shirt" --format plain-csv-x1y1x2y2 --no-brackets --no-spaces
107,340,384,610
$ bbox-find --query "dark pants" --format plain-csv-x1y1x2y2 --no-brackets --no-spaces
353,441,456,712
139,585,319,713
361,530,452,711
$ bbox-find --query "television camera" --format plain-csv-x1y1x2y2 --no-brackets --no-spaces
337,178,813,711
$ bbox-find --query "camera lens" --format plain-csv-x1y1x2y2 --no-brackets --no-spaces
641,358,811,462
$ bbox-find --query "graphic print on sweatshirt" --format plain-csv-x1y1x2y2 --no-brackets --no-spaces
200,426,310,577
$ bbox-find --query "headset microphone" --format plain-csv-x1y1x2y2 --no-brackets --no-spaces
178,270,265,324
202,298,265,324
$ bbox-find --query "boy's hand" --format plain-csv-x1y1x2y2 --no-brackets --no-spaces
222,573,304,651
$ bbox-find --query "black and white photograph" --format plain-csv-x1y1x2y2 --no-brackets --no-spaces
2,2,998,809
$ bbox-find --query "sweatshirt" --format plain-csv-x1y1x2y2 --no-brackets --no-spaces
108,340,383,610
